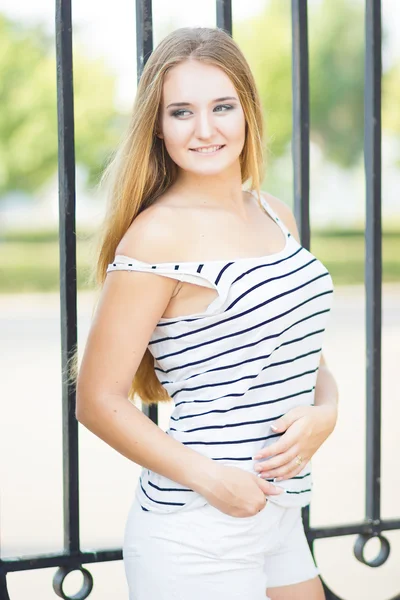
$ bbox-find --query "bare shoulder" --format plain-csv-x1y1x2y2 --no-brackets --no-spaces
260,190,300,242
115,197,192,264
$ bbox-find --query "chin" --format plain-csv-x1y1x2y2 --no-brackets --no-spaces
179,154,240,175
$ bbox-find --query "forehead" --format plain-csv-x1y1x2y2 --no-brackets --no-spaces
162,60,236,103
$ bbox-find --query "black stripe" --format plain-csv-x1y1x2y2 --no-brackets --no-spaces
226,257,317,312
147,479,194,493
155,246,303,327
169,412,285,434
163,349,321,396
181,432,281,446
158,329,324,381
139,478,185,506
152,290,332,364
215,261,235,285
156,314,328,374
150,271,332,347
212,456,254,461
174,368,318,407
171,387,315,420
268,348,321,368
233,247,303,286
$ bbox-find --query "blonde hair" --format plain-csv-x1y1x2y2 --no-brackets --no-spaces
70,26,267,405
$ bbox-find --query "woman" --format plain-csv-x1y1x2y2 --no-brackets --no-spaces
76,27,339,600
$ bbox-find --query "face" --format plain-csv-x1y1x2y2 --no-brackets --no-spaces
157,59,246,176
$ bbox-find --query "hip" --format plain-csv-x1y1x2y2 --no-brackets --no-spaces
135,463,313,514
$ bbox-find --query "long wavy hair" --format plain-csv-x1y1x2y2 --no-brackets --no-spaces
70,26,267,405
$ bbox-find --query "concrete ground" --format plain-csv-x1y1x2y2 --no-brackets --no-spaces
0,284,399,600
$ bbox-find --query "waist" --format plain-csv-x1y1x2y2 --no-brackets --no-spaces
135,460,312,514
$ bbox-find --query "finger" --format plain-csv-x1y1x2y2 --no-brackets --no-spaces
253,430,298,461
262,457,309,481
255,476,286,496
255,445,300,473
255,436,293,460
269,407,307,434
274,462,309,481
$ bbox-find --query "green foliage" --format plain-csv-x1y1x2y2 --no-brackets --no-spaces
308,0,365,167
1,2,399,205
0,13,121,198
383,63,400,141
235,0,399,169
234,1,293,159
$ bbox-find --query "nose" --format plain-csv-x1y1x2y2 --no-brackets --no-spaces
194,109,215,140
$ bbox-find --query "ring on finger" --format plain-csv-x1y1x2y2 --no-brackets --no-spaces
294,454,303,466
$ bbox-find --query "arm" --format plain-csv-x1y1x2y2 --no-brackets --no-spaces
76,213,217,495
313,352,339,430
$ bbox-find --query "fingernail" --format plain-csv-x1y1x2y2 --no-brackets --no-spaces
271,424,278,432
274,485,286,493
253,454,262,460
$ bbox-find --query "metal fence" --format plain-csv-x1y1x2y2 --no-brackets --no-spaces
1,1,397,599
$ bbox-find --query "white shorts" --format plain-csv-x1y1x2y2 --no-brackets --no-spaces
123,495,320,600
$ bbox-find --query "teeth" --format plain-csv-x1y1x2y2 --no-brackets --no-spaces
193,145,222,153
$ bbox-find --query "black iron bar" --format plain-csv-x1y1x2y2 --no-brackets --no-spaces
2,514,400,573
135,0,158,425
55,0,80,558
216,0,232,34
291,0,310,250
364,0,382,526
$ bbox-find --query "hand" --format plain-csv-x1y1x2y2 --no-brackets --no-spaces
253,405,337,481
198,464,285,518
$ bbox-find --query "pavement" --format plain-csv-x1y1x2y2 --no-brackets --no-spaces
0,284,399,600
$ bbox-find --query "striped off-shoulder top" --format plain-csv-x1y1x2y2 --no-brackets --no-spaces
106,190,335,513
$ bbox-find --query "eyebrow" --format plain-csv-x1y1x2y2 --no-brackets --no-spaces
166,96,238,109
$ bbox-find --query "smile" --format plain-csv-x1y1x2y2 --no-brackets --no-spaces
189,144,225,154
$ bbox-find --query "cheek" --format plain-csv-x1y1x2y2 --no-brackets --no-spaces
163,121,190,150
220,112,246,144
232,113,246,140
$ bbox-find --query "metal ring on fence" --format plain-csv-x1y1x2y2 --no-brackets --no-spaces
354,533,390,567
53,566,94,600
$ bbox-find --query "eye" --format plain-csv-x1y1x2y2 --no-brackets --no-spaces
171,104,234,118
214,104,234,112
171,109,191,117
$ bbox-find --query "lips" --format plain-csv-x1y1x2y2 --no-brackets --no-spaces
189,145,225,152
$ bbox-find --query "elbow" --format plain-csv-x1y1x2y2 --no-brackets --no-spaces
75,397,85,424
75,381,90,424
75,405,84,424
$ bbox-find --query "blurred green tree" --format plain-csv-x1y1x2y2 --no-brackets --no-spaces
235,0,399,169
0,13,121,200
383,63,400,137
